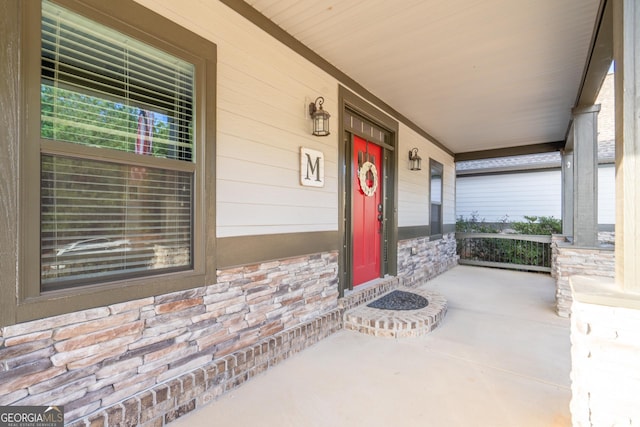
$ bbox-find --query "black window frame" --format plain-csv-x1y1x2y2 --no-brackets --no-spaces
7,0,217,326
429,158,444,239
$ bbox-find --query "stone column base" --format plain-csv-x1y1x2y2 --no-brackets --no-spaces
570,276,640,426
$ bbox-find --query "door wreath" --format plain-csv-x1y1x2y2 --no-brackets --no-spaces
358,161,378,197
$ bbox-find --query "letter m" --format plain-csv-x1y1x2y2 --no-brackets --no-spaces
305,153,321,181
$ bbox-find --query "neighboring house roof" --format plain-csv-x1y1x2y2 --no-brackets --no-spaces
456,152,561,175
457,140,615,175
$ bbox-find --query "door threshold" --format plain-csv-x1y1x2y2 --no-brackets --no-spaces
340,276,399,311
348,276,391,294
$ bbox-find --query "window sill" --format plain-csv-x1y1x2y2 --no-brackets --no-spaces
15,269,207,325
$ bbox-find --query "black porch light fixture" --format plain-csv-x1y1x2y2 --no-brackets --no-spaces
409,147,422,171
309,96,331,136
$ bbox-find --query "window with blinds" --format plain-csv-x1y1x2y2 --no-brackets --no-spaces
430,159,444,236
40,0,196,291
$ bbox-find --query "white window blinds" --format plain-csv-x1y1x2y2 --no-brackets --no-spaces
40,0,196,290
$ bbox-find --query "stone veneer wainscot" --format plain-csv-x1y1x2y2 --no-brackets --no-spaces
570,276,640,426
0,252,339,423
397,232,458,286
552,236,614,317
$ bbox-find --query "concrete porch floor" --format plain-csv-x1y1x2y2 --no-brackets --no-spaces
171,265,571,427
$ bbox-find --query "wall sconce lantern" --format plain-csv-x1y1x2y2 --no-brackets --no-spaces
409,147,422,171
309,97,331,136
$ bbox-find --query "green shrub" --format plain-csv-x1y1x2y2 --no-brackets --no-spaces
456,212,499,233
457,213,561,235
511,216,562,235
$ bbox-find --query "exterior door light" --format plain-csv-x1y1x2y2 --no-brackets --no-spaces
309,96,330,136
409,147,422,170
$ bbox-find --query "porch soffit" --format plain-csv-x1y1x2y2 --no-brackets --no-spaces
241,0,603,155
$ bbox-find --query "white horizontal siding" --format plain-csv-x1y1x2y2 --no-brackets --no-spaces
135,0,455,237
456,170,562,222
598,164,615,224
135,0,339,238
397,124,455,227
457,166,616,225
443,161,456,225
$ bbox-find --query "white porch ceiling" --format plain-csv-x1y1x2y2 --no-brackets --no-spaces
245,0,602,154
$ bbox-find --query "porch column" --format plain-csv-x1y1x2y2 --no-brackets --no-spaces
569,2,640,425
561,150,574,236
571,105,600,247
614,0,640,291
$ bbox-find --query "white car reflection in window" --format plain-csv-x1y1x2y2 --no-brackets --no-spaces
55,238,132,257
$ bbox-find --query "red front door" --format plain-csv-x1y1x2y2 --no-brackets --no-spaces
353,135,382,286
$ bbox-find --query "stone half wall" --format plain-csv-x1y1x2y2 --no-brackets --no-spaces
397,232,458,286
552,238,615,317
570,292,640,426
0,251,339,425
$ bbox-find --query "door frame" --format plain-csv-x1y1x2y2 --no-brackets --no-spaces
338,86,399,295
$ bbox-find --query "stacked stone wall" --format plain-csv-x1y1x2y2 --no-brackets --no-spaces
571,298,640,426
397,232,458,287
597,231,615,246
550,234,567,279
0,251,339,424
553,244,614,317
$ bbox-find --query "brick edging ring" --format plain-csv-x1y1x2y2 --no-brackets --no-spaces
343,287,447,338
